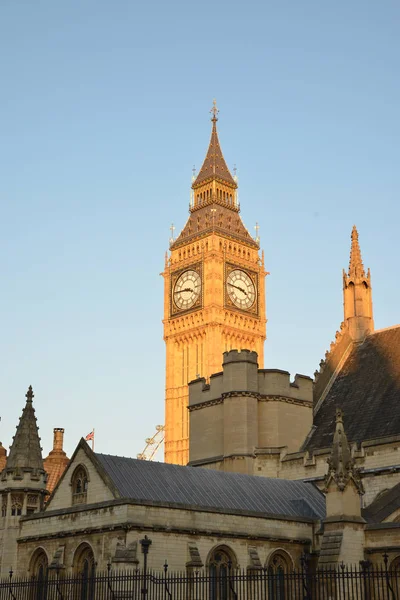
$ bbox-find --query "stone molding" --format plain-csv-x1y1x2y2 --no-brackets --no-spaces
18,520,313,546
188,392,312,412
19,497,317,525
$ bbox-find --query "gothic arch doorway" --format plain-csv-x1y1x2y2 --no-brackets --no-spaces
207,545,237,600
73,543,96,600
29,548,48,600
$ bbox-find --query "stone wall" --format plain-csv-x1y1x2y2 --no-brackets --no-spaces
17,500,314,574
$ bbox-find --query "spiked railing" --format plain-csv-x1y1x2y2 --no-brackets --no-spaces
1,556,400,600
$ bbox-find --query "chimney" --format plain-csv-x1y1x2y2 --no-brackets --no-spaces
53,428,65,453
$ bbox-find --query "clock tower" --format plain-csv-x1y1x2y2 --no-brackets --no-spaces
162,103,267,465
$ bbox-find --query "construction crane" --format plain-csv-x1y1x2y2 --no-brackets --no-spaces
137,425,165,461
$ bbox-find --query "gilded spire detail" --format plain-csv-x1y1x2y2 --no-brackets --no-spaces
348,225,365,278
193,101,236,188
324,408,363,494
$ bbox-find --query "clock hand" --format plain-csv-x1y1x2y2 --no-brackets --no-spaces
174,287,195,294
227,283,247,295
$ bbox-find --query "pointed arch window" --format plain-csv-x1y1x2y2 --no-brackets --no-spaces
74,543,96,600
208,546,237,600
11,493,23,516
71,466,89,505
30,548,48,600
267,552,291,600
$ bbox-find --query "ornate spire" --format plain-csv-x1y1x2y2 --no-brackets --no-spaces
193,101,236,188
6,386,44,471
348,225,365,278
26,385,34,402
343,225,373,341
324,408,363,494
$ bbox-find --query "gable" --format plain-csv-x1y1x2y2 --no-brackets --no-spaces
46,445,116,511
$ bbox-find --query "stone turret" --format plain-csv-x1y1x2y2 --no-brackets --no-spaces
343,225,374,342
0,387,48,575
314,226,373,409
189,350,313,474
319,409,365,567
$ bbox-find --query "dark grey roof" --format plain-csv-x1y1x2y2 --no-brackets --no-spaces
305,327,400,453
95,453,325,520
363,482,400,524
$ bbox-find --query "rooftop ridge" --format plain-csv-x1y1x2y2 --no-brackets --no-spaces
314,321,348,384
370,324,400,334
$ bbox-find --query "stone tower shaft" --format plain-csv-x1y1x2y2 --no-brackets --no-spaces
163,107,267,466
343,225,374,341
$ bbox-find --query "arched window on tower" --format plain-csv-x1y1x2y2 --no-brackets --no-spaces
1,495,6,517
71,465,89,505
11,493,22,516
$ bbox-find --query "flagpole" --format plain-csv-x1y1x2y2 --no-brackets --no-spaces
92,428,95,452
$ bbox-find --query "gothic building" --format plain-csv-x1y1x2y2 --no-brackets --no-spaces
0,106,400,579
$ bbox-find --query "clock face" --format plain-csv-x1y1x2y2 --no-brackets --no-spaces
226,269,256,310
173,270,201,311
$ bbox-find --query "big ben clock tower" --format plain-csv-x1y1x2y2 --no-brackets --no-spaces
163,103,267,465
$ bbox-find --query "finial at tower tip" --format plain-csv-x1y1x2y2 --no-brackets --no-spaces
348,224,365,278
210,99,219,121
25,385,34,402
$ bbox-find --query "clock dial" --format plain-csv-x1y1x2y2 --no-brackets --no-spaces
226,269,256,310
173,270,201,310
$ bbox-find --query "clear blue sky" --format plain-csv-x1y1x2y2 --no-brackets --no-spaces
1,1,399,460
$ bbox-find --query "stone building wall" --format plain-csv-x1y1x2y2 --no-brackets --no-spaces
17,500,314,574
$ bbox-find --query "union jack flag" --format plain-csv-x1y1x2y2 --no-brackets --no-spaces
85,430,94,441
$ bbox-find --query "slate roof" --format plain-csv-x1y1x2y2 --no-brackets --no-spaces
171,203,258,249
95,453,325,520
305,326,400,453
363,482,400,524
193,117,236,187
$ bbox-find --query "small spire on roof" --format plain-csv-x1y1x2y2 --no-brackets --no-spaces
348,225,365,278
324,408,363,494
26,385,34,403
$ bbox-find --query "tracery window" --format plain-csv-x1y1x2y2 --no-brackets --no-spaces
27,494,39,515
30,548,48,600
208,546,237,600
71,466,89,505
74,543,96,600
267,552,291,600
11,493,23,516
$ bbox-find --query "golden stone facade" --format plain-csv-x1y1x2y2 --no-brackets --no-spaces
163,106,267,465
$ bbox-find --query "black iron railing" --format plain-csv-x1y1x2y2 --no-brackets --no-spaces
1,560,400,600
